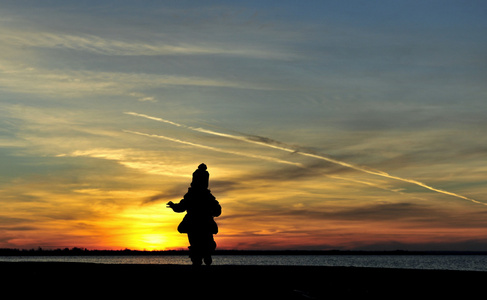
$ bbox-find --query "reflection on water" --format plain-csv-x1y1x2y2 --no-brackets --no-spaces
1,255,486,272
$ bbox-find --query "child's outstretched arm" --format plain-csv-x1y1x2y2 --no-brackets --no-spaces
167,200,186,213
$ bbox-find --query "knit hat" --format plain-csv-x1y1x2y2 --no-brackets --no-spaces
191,163,209,189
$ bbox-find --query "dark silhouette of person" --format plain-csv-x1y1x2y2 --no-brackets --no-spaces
167,163,221,266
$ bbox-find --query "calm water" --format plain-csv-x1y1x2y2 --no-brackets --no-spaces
1,255,487,272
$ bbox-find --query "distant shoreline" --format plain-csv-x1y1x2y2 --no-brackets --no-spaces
1,248,486,256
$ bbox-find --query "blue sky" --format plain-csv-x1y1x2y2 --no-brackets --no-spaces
1,1,487,250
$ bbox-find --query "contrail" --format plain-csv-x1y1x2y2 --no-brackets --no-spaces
123,130,304,167
125,112,183,127
125,112,485,206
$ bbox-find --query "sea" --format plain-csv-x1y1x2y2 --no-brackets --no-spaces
1,255,487,272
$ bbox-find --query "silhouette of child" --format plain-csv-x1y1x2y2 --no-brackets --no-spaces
167,164,221,266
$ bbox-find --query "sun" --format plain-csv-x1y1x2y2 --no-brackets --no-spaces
129,233,166,251
123,231,187,251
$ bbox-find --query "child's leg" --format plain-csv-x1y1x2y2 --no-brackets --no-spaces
187,233,202,266
203,233,216,265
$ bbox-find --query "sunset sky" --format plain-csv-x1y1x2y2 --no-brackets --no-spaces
1,0,487,251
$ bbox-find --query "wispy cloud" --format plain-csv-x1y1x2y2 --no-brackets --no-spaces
2,29,296,60
0,58,280,99
125,112,486,206
59,148,191,177
123,130,303,167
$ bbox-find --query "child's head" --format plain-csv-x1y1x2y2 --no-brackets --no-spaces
191,163,209,189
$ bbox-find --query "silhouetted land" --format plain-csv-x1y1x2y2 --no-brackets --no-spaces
1,261,486,299
1,247,487,256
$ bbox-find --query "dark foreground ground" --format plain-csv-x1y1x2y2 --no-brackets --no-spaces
1,262,486,299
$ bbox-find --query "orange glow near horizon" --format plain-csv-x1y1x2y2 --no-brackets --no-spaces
2,176,487,251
